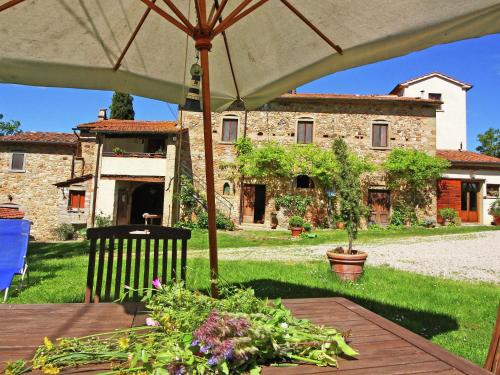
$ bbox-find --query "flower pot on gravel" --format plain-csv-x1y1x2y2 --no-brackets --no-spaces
336,222,345,230
288,215,304,237
290,227,303,237
494,216,500,226
326,248,368,282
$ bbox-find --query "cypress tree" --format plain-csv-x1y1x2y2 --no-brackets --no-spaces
110,92,135,120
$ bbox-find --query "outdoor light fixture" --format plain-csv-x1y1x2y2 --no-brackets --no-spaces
183,56,202,112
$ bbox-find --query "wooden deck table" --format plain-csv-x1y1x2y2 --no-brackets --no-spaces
0,298,490,374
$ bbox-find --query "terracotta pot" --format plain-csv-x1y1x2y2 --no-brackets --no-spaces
326,250,368,282
442,219,450,226
494,216,500,226
290,227,302,237
336,222,345,230
270,212,278,229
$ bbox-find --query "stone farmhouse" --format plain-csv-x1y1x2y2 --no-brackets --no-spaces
1,73,498,239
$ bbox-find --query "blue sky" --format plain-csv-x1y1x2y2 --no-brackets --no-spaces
0,33,498,151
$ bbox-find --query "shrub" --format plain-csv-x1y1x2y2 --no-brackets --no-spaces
421,217,437,228
95,211,112,227
303,222,312,232
275,194,312,217
288,215,304,228
112,146,125,154
490,198,500,217
53,223,75,241
193,211,235,231
76,228,87,239
438,208,458,222
367,223,384,231
389,203,418,227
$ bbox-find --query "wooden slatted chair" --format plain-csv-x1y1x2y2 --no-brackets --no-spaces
84,225,191,303
485,303,500,374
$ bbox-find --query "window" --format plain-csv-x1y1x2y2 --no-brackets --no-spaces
486,184,500,197
68,190,85,210
221,118,238,143
10,152,25,171
428,93,442,109
295,175,315,189
223,182,231,195
297,119,313,144
372,122,388,148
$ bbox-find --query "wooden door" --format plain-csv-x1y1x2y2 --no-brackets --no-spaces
242,185,255,223
368,190,390,226
116,188,129,225
460,182,480,222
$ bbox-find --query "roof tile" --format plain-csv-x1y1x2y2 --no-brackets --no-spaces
0,132,76,144
77,120,180,134
0,207,25,219
437,150,500,164
277,93,440,105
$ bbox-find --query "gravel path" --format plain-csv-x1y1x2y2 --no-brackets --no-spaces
213,231,500,283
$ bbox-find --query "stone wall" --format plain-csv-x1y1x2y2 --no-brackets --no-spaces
0,143,76,240
179,98,437,226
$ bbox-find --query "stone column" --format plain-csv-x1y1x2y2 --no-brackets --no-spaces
162,135,178,226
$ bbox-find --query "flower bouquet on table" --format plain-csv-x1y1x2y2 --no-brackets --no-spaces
6,281,357,375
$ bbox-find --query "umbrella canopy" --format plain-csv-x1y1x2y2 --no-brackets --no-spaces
1,0,499,297
1,1,499,111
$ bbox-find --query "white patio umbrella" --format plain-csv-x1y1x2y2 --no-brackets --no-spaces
1,0,499,296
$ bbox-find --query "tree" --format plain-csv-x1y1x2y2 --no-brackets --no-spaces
0,113,22,136
384,149,450,221
332,138,372,253
109,92,135,120
476,128,499,158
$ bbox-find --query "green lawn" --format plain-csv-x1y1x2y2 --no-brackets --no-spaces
188,225,500,250
7,230,500,367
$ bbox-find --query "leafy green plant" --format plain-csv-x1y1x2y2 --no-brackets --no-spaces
7,283,356,375
288,215,304,228
52,223,75,241
389,203,418,227
490,198,500,217
176,175,205,223
95,211,112,227
112,146,125,155
332,139,372,253
303,222,313,232
275,194,312,217
438,208,458,223
195,211,235,231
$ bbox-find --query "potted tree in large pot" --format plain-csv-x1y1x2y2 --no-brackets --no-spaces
326,139,371,281
490,198,500,226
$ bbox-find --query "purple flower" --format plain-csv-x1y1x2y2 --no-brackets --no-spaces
207,357,218,366
145,317,160,326
152,278,162,289
191,339,200,347
200,345,210,354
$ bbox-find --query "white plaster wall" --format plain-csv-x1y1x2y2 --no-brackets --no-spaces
400,76,467,150
95,179,116,218
442,168,500,225
101,156,167,176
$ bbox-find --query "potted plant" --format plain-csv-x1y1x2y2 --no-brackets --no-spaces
489,198,500,226
333,214,345,229
288,215,304,237
438,208,457,226
326,139,371,281
303,222,312,232
112,146,125,156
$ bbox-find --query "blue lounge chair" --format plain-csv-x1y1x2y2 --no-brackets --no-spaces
0,219,31,302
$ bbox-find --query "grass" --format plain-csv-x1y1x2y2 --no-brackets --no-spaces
7,230,500,367
188,225,500,250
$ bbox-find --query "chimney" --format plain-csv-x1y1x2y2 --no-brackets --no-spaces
420,90,425,99
98,108,107,121
289,88,297,94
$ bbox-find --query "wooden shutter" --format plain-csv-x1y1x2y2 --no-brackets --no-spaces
222,118,238,142
297,120,313,144
372,123,388,147
69,191,85,209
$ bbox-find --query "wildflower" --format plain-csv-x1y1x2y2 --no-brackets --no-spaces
145,317,160,326
191,339,200,347
42,364,60,374
152,278,162,289
280,322,289,329
118,337,130,350
207,356,218,366
43,337,54,350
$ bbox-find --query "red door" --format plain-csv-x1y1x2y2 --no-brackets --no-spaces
460,182,479,223
368,190,390,226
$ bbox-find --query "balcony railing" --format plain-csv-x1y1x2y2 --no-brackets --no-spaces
102,151,166,158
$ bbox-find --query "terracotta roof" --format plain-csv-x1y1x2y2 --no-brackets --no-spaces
77,120,181,134
437,150,500,165
0,207,25,219
390,72,472,95
276,93,441,106
0,132,77,145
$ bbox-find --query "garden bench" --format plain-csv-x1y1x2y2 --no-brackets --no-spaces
485,303,500,374
85,225,191,303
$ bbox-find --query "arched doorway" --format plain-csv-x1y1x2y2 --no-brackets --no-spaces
130,182,165,224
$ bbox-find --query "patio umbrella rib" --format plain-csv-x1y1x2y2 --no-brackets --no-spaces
211,0,253,36
279,0,343,55
113,0,157,71
211,0,269,37
140,0,193,37
162,0,195,32
0,0,25,12
208,0,228,31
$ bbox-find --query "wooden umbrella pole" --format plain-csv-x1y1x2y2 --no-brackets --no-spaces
196,35,218,298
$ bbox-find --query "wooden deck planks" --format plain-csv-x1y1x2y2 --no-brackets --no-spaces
0,298,490,374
